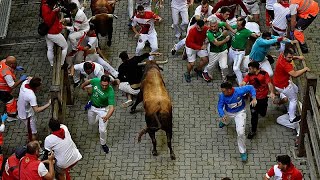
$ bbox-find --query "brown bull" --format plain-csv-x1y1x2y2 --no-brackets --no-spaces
130,60,175,160
90,0,117,46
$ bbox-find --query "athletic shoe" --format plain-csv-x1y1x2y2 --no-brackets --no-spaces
73,82,80,88
218,121,225,128
6,116,18,122
202,72,212,82
121,100,133,108
247,131,256,139
101,144,109,154
289,115,301,123
171,45,177,55
240,153,248,162
184,72,191,83
300,43,308,54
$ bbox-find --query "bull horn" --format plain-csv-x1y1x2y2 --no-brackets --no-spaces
155,59,168,65
137,61,147,66
105,14,118,19
89,15,96,21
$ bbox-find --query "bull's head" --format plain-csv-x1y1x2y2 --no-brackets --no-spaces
90,14,118,36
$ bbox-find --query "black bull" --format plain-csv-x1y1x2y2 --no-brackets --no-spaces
130,61,176,160
90,0,116,46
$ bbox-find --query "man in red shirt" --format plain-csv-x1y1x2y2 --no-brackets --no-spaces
264,155,303,180
273,48,309,136
184,19,209,83
212,0,250,26
240,61,275,139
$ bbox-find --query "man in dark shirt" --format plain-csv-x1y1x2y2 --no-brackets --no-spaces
118,51,161,107
240,61,275,139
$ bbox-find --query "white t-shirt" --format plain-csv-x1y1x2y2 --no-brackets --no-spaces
245,22,260,34
38,162,49,177
266,0,277,10
17,80,37,119
171,0,188,9
272,3,290,30
194,5,213,18
74,62,104,80
44,125,82,168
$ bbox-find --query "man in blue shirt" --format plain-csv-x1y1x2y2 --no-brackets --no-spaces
217,81,257,162
247,32,289,77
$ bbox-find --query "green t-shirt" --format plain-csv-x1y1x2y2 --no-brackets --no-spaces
207,22,228,53
231,25,253,50
90,78,115,107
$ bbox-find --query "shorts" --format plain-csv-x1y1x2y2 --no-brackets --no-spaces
21,116,37,134
185,47,208,63
0,91,13,103
241,1,260,15
119,82,140,95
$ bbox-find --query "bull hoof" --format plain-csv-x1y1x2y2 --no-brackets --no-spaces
152,150,158,156
107,41,112,47
170,153,176,160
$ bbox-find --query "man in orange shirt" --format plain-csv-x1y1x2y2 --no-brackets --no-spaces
289,0,319,53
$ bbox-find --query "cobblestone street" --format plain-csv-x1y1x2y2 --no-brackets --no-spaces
0,0,319,179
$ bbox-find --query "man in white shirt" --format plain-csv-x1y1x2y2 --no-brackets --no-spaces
71,61,104,87
272,0,290,52
194,0,213,22
171,0,192,42
17,77,51,141
63,2,90,57
44,119,82,180
132,5,162,60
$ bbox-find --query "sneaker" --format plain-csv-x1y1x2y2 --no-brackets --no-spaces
121,99,133,108
171,45,177,55
247,131,256,139
184,72,191,83
67,50,77,57
194,68,202,77
202,72,212,82
73,81,80,88
300,43,308,54
240,153,248,162
289,115,301,123
101,144,109,154
6,116,18,122
218,121,225,128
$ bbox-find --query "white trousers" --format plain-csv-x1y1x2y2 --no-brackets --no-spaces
175,38,186,51
45,33,68,66
88,106,109,145
225,109,247,154
171,7,189,38
228,48,245,84
135,33,158,60
86,54,119,78
21,115,37,134
275,82,299,121
204,50,228,78
68,31,86,50
119,82,140,95
277,114,300,136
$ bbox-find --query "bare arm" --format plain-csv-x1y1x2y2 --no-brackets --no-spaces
212,35,230,46
268,82,275,100
290,14,297,31
288,67,310,78
10,79,24,90
43,152,55,180
81,79,91,90
32,100,51,113
102,105,115,122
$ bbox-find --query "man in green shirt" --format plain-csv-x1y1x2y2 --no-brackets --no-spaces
81,75,115,154
202,17,231,82
228,17,259,85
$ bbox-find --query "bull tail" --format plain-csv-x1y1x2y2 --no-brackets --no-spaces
137,126,147,143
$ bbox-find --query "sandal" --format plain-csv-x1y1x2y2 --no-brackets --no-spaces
121,100,133,108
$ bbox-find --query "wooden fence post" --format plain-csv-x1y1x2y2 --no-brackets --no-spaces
298,73,317,157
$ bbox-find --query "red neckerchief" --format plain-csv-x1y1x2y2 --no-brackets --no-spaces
231,87,235,95
215,13,226,22
91,62,95,72
25,84,35,92
52,128,65,139
280,2,289,7
88,32,97,37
